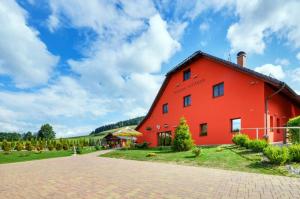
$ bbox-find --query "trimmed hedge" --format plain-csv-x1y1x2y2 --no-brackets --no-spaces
263,146,290,165
287,116,300,144
289,144,300,162
232,134,249,147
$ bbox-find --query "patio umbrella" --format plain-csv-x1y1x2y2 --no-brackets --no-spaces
112,127,142,137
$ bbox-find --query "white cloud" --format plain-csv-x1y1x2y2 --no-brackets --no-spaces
227,0,300,54
0,0,58,88
199,22,210,32
254,64,286,80
275,58,290,66
296,52,300,61
290,68,300,83
48,1,180,116
0,76,108,136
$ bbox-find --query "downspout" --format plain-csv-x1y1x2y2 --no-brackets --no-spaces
265,83,286,135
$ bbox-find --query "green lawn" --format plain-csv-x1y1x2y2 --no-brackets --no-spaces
0,150,73,164
0,147,99,164
101,145,296,176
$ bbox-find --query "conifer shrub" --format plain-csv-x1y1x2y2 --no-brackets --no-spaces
263,146,290,165
1,140,11,152
25,142,33,151
48,144,54,151
55,143,62,151
172,117,194,151
76,146,82,154
16,142,24,151
62,143,69,150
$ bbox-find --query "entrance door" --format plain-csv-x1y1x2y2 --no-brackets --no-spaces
157,131,172,146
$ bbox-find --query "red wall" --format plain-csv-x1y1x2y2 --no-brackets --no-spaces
137,57,268,147
265,84,300,142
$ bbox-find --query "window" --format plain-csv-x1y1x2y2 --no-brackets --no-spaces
200,123,208,136
231,118,241,132
162,103,168,114
213,82,224,97
183,69,191,81
183,95,191,107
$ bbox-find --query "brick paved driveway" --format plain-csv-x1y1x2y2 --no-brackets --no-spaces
1,150,300,199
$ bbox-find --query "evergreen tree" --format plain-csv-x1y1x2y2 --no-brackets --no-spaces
172,117,194,151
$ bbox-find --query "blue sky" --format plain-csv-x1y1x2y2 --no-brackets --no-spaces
1,0,300,137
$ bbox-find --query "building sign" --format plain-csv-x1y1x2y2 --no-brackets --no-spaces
174,78,205,94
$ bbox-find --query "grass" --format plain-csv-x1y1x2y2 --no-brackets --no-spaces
79,146,98,154
101,145,297,177
0,150,73,164
0,146,99,164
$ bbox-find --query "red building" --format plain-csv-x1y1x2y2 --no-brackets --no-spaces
136,51,300,147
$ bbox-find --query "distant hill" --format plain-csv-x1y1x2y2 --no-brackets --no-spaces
90,116,144,136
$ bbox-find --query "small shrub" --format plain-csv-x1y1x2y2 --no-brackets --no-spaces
62,143,69,150
76,146,83,154
95,145,101,151
55,143,62,151
16,142,24,151
232,134,249,147
172,117,194,151
48,144,54,151
263,146,290,165
25,142,33,151
287,116,300,144
192,147,201,157
248,140,268,152
289,144,300,162
146,152,157,157
135,142,150,149
1,140,11,152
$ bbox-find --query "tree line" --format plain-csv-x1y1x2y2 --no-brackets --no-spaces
0,124,55,141
90,116,145,135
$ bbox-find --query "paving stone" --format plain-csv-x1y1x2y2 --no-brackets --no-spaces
0,150,300,199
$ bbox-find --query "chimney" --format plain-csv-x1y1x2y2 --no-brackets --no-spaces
237,51,246,67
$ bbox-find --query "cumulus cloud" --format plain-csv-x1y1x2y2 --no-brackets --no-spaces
254,64,286,80
0,0,58,88
0,76,108,136
49,1,180,116
227,0,300,54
